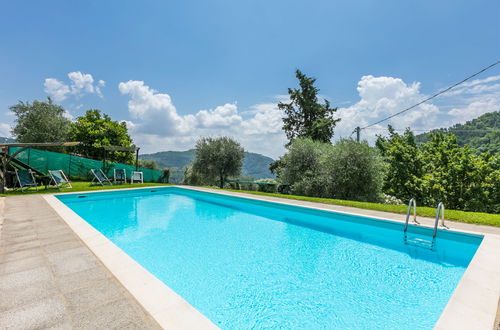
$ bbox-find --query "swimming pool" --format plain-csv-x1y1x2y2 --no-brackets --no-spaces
57,187,482,329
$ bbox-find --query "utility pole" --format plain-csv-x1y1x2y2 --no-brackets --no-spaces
355,126,361,142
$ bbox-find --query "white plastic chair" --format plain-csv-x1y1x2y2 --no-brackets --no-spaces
130,171,144,184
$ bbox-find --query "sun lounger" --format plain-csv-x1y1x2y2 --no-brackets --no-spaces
48,170,72,189
15,169,38,192
114,169,127,184
90,169,113,186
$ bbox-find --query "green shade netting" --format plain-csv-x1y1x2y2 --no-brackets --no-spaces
10,147,165,183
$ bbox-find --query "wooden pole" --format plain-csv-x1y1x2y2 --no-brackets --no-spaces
135,148,140,171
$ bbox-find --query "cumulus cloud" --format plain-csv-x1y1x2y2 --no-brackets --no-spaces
44,78,71,102
119,80,286,158
118,80,188,136
43,71,105,101
194,103,242,128
335,75,441,140
0,122,11,137
335,74,500,142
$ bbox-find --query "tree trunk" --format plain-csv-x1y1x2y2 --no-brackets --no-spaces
219,174,224,188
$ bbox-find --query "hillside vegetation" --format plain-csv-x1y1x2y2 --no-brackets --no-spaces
415,111,499,154
0,137,15,143
140,150,275,183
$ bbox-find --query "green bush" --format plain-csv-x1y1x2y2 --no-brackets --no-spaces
276,138,385,202
323,139,385,202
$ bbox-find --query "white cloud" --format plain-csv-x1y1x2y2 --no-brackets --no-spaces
0,123,11,137
68,71,95,94
118,80,188,136
44,78,71,102
335,74,500,141
194,103,242,128
62,111,74,121
335,75,441,140
119,80,286,158
447,98,500,123
44,71,105,101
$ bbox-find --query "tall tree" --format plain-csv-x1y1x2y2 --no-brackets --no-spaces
10,98,71,144
69,109,134,163
191,136,245,188
279,70,340,145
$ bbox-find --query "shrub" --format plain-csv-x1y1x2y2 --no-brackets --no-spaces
323,139,385,202
255,178,279,193
275,138,385,202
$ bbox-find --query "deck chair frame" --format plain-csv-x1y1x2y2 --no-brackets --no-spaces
130,171,144,184
15,169,38,192
48,170,72,189
90,169,113,186
113,168,127,184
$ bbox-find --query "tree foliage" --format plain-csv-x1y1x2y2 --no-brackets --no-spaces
279,70,340,146
69,110,134,164
189,137,245,188
324,139,385,202
138,159,159,170
10,98,71,145
376,126,424,202
276,138,385,202
377,129,499,213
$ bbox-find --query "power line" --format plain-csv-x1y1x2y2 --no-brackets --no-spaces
363,127,500,133
359,60,500,130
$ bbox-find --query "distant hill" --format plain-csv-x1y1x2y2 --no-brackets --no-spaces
415,111,500,154
0,137,15,143
140,150,275,183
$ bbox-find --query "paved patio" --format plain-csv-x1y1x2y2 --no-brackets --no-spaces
0,195,161,329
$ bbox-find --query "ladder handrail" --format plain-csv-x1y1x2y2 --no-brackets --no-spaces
403,198,418,233
433,202,445,238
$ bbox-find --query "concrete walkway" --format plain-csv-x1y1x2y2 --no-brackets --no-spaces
0,195,161,329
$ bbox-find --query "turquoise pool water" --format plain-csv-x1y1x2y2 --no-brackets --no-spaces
58,187,482,329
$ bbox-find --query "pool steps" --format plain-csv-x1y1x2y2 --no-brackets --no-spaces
404,199,447,250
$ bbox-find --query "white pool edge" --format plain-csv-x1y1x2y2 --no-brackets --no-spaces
45,185,500,329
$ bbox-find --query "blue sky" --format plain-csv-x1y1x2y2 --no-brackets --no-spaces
1,0,499,158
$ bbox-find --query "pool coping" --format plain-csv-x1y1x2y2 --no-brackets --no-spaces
43,185,500,329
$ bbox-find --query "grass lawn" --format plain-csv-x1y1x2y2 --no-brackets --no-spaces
0,181,170,197
218,188,500,228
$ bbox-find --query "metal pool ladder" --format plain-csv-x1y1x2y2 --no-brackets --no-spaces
404,200,445,250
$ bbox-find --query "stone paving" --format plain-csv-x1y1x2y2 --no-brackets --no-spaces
0,195,161,329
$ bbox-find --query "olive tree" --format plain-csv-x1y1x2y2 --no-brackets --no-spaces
191,137,245,188
323,139,385,202
276,138,330,197
275,138,385,202
10,98,71,144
